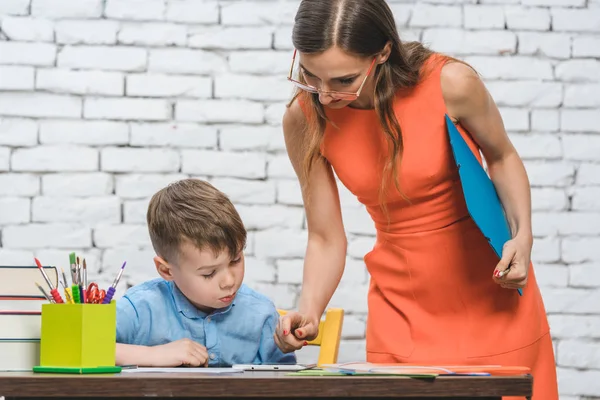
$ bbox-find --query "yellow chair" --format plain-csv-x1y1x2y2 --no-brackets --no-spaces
277,308,344,367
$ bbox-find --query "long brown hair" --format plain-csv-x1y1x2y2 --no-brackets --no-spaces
289,0,435,207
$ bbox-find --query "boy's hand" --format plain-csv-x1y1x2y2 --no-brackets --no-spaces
151,338,209,367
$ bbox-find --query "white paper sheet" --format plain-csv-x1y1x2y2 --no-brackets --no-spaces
121,367,243,374
232,363,316,371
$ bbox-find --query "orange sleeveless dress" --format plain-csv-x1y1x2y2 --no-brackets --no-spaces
318,54,558,400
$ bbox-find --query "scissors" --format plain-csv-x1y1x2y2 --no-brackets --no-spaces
86,283,106,304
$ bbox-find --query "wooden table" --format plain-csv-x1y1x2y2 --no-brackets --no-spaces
0,371,532,399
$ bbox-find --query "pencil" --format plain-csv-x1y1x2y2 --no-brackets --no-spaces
496,266,524,296
497,267,510,278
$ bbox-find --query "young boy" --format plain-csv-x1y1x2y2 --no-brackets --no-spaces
115,178,297,367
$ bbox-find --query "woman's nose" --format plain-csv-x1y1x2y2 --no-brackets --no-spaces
319,93,334,105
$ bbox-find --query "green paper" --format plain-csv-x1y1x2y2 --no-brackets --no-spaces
33,365,121,374
286,369,437,378
286,370,348,376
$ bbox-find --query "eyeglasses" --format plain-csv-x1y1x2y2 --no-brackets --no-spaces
287,49,377,101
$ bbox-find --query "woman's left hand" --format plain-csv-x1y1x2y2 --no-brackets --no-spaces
493,235,533,290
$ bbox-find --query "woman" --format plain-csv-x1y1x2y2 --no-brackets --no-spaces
273,0,558,399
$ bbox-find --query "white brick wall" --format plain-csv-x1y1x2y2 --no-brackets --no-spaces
0,1,598,397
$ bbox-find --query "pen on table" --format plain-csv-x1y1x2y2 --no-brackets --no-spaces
34,258,64,303
102,261,127,304
35,282,55,303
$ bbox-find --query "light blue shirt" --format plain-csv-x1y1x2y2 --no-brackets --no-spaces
116,279,296,366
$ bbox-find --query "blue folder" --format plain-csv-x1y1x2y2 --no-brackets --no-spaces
445,114,523,296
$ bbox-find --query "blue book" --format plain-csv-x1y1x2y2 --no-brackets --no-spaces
445,114,523,296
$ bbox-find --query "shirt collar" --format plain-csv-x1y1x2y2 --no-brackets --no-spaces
168,281,236,320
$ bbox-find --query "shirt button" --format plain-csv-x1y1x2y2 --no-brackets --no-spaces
206,317,211,323
210,353,215,360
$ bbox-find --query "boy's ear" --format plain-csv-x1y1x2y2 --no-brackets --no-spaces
154,256,174,281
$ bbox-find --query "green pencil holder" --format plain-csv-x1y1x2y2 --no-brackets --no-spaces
39,302,116,368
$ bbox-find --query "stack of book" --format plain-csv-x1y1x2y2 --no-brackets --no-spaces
0,266,57,371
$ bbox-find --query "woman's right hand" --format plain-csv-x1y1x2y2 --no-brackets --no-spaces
275,102,346,354
274,311,320,353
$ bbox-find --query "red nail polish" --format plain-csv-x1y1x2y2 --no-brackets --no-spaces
303,341,308,346
297,330,303,336
283,330,288,335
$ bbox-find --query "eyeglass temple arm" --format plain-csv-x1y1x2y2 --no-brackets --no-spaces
356,58,377,95
288,49,297,79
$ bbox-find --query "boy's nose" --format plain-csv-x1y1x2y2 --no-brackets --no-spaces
220,271,235,289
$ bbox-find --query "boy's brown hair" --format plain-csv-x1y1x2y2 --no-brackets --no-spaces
147,178,246,264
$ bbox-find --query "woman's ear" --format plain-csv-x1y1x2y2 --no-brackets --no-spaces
378,41,392,64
